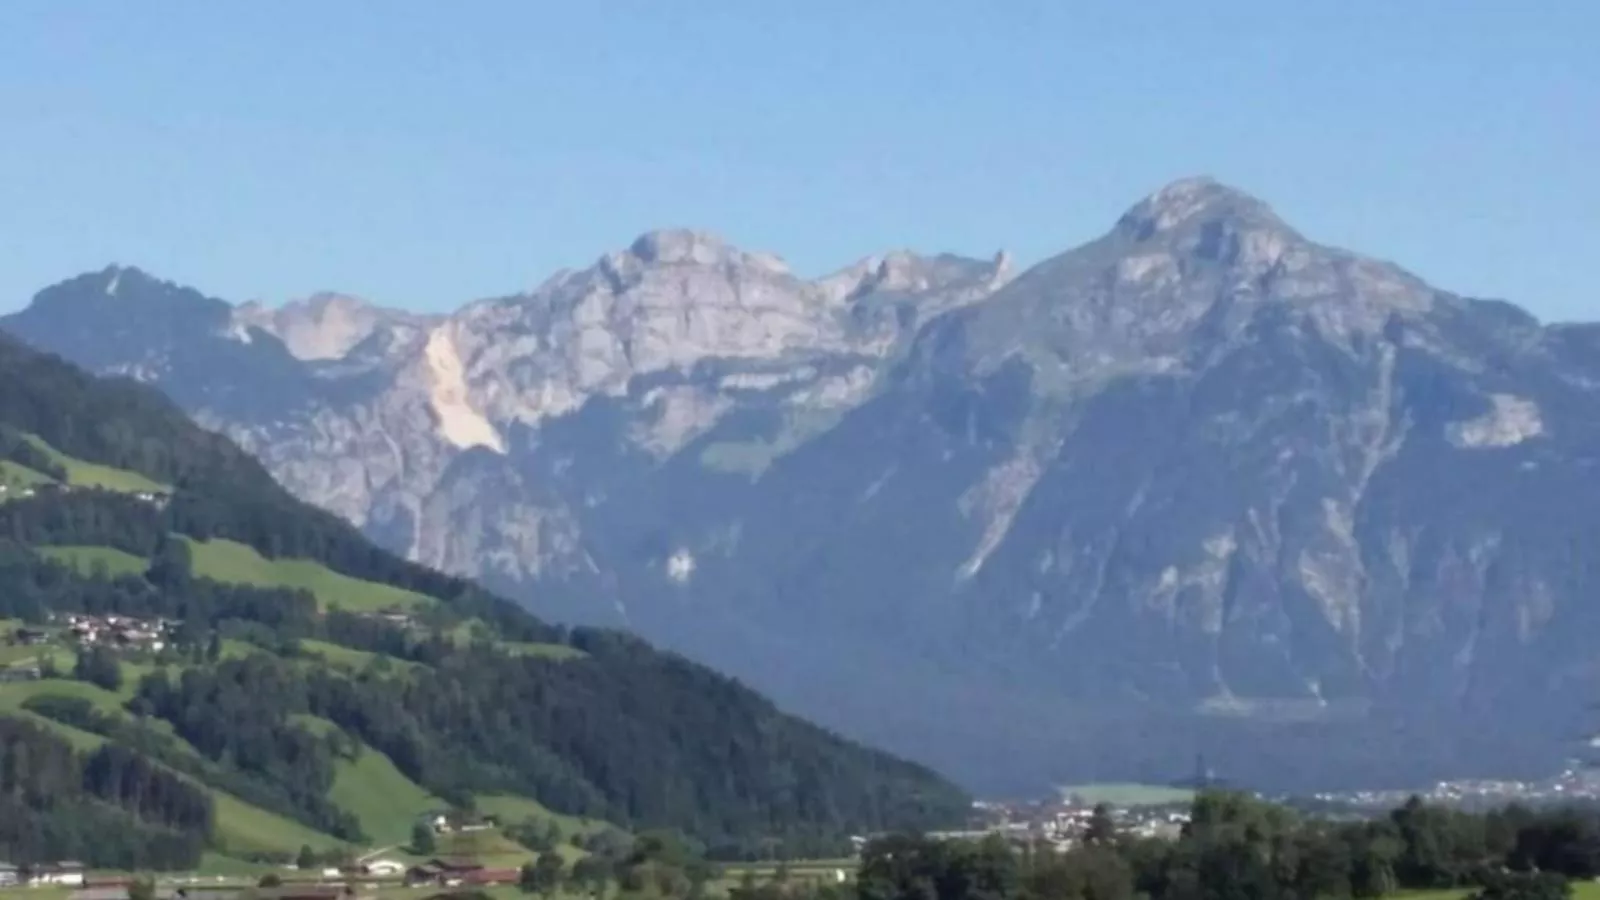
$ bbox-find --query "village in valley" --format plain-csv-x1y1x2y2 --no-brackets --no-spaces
1,809,598,900
0,789,1207,900
11,759,1600,900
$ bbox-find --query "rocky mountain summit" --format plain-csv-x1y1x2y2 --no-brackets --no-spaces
234,291,439,361
8,178,1597,794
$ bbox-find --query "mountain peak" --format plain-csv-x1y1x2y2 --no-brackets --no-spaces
624,229,790,275
1115,176,1293,243
23,265,203,318
231,291,427,362
95,264,161,298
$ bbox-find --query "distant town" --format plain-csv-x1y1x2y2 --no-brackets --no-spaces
1299,764,1600,813
908,764,1600,851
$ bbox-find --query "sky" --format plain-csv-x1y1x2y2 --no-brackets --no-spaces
0,1,1594,320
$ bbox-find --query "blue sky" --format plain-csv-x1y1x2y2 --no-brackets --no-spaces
0,1,1594,319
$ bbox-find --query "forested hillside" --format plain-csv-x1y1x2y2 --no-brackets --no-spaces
0,332,968,869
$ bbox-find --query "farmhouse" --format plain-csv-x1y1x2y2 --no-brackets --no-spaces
405,859,484,888
29,861,87,886
357,859,406,878
0,862,19,888
418,809,495,835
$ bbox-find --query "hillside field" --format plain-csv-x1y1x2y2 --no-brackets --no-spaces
37,544,149,578
207,788,347,857
182,536,437,613
327,736,446,846
0,459,54,490
23,434,170,493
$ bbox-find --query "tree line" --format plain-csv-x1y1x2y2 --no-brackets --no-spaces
854,791,1600,900
0,715,211,869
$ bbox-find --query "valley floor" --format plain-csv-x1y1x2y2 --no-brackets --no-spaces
0,858,858,900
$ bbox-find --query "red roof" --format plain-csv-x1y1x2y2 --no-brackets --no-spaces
428,859,485,874
462,870,520,885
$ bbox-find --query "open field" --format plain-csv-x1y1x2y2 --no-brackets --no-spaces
37,544,149,578
23,434,170,493
0,458,54,488
475,793,609,837
300,639,392,670
474,792,612,863
194,853,275,877
183,537,438,613
504,640,589,661
428,828,537,867
1058,782,1195,807
328,738,446,845
718,858,855,890
0,693,107,751
0,642,71,669
0,675,127,716
208,786,347,857
297,639,422,675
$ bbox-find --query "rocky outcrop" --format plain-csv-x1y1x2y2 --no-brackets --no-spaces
7,179,1597,796
234,292,438,362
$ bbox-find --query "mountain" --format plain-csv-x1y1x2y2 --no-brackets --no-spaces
7,178,1597,795
0,331,967,868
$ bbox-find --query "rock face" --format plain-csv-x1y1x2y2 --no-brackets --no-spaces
235,292,439,362
8,178,1599,794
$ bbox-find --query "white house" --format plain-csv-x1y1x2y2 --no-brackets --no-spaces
0,862,19,887
29,861,86,886
363,860,406,877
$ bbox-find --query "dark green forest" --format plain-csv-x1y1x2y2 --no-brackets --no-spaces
0,333,968,867
0,716,212,869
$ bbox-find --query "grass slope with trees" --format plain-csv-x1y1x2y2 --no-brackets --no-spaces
0,333,968,870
